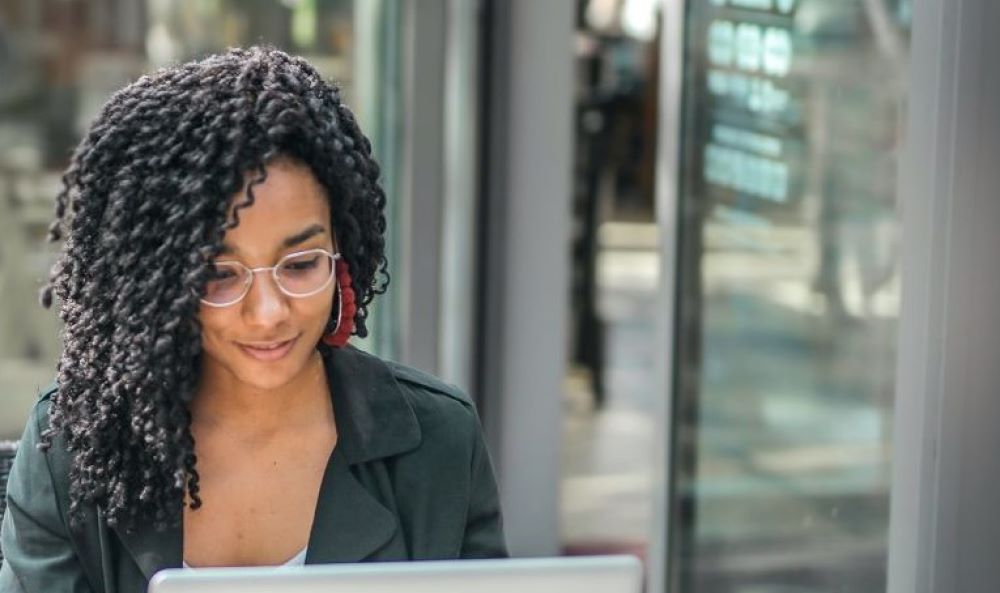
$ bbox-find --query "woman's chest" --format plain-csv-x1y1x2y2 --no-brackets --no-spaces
182,435,335,567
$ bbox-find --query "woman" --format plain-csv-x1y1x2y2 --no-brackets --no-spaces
0,46,506,593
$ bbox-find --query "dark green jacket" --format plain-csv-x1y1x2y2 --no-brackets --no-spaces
0,346,507,593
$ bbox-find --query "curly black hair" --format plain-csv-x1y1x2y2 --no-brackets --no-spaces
37,46,389,531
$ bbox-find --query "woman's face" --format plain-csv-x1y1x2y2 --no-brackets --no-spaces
198,159,335,392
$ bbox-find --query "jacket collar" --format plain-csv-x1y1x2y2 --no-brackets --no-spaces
323,345,422,464
115,345,421,579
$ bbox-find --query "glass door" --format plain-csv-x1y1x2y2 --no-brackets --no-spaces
667,0,911,591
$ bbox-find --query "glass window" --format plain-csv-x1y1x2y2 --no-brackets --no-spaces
0,0,402,439
669,0,911,591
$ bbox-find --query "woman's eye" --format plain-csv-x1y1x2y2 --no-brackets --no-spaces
208,265,237,280
284,257,319,271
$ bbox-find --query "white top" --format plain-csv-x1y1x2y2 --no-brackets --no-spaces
183,546,308,569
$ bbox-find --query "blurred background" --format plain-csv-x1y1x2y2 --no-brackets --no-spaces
0,0,940,592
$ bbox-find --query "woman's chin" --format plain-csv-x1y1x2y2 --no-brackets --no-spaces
209,340,322,392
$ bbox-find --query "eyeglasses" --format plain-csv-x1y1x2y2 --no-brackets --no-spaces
200,248,340,307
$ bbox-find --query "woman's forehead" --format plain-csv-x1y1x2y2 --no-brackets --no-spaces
222,161,333,252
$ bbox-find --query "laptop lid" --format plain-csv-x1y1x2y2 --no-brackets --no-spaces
148,555,642,593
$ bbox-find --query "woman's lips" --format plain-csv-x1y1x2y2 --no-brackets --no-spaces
237,336,298,362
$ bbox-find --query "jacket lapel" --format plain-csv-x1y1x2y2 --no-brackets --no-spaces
323,346,422,464
304,447,397,563
305,346,422,562
113,513,182,580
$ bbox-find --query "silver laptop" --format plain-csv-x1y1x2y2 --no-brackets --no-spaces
148,555,642,593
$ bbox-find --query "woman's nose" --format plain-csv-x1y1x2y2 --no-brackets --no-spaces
241,271,290,326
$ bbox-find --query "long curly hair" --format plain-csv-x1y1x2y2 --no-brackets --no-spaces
38,46,389,531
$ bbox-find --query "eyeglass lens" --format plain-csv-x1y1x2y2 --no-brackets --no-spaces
203,251,335,305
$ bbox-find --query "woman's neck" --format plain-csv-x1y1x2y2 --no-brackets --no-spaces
191,350,334,443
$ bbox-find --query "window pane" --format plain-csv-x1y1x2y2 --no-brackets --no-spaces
669,0,911,591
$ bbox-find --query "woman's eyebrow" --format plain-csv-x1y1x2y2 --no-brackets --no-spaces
282,223,327,248
216,224,327,255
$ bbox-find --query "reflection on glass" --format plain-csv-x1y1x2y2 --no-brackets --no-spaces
670,0,909,591
0,0,379,439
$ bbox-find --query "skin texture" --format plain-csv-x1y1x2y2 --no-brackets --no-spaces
37,46,390,532
184,159,339,567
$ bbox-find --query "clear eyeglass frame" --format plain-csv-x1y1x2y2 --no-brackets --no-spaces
200,248,341,308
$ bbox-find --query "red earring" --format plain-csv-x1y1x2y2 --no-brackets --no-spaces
322,259,356,348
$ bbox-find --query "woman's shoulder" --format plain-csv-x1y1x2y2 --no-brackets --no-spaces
371,357,498,494
336,346,475,415
377,357,484,445
13,383,72,477
385,359,476,411
16,383,58,447
384,359,474,408
5,383,75,525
